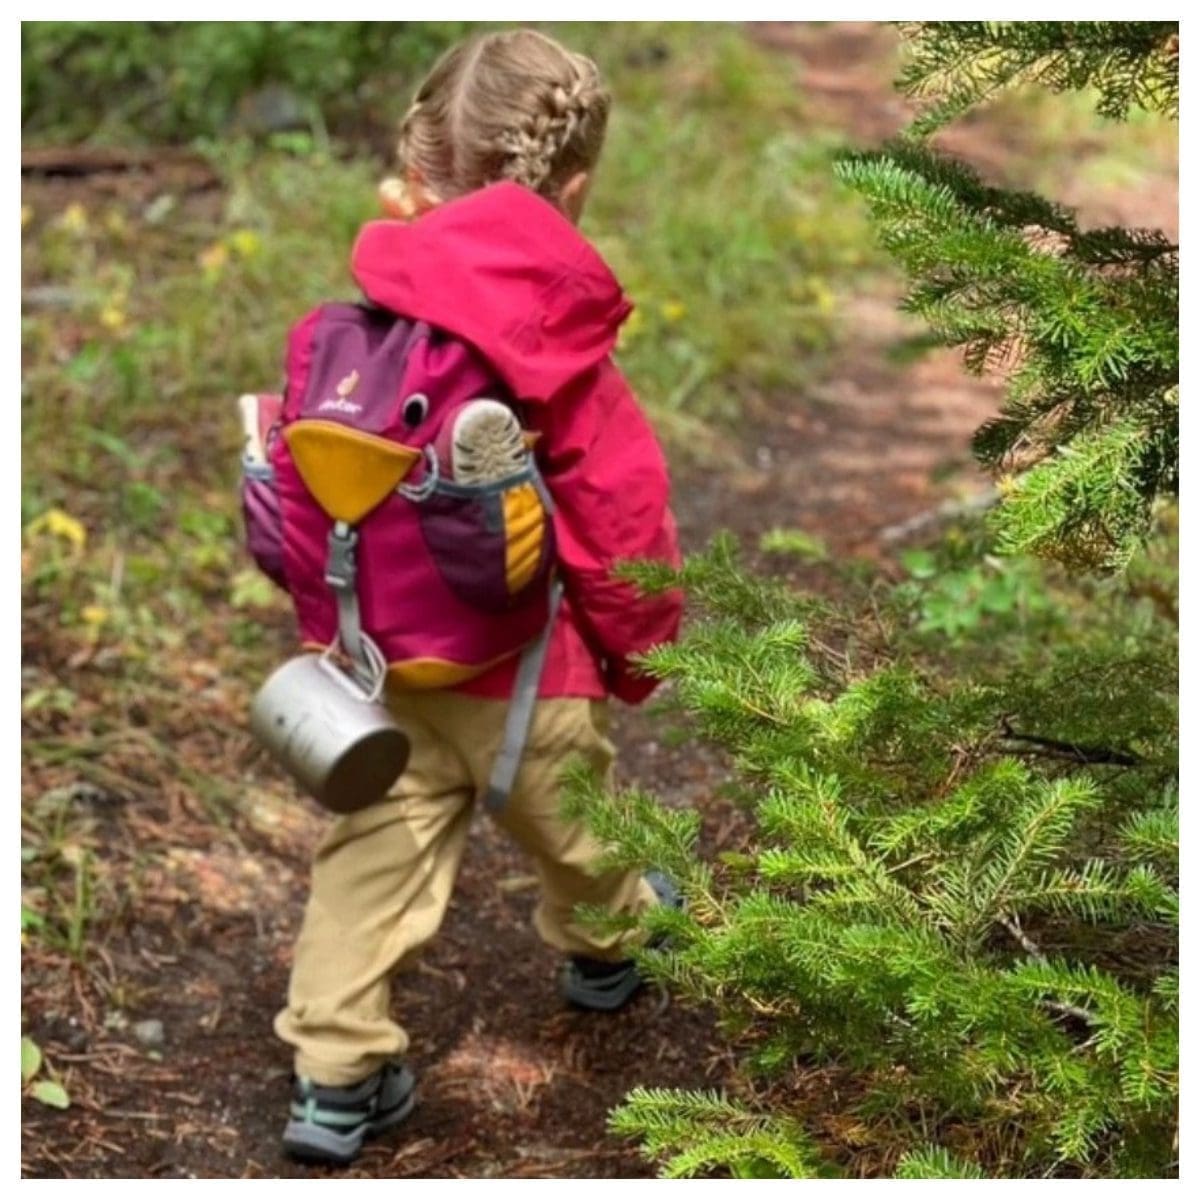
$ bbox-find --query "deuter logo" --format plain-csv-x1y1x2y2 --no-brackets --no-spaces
318,396,363,415
318,369,362,414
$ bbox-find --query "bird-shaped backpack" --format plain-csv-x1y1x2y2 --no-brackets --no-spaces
239,301,561,809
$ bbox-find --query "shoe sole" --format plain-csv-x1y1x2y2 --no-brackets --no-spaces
282,1087,416,1166
451,400,525,485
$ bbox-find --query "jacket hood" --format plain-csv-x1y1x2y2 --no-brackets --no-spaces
351,181,633,402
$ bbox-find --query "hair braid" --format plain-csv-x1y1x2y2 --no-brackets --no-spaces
387,30,611,210
495,63,605,192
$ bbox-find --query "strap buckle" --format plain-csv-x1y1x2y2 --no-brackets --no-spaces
324,523,358,590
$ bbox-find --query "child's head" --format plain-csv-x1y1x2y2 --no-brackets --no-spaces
381,29,610,224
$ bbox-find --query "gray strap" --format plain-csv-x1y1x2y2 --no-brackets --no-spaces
482,580,564,813
325,522,368,678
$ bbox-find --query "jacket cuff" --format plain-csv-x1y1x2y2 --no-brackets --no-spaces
605,658,662,705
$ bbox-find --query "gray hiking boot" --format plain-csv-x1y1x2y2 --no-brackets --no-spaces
282,1060,416,1166
560,870,684,1012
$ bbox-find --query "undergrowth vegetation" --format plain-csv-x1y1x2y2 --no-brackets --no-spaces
573,523,1177,1177
569,21,1178,1179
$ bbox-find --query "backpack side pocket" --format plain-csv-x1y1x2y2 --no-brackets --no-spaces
241,459,288,589
417,465,555,613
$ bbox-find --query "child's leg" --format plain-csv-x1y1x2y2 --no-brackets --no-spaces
470,696,657,959
274,698,473,1085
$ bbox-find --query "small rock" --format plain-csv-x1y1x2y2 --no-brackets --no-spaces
23,285,83,311
143,193,177,226
133,1019,165,1049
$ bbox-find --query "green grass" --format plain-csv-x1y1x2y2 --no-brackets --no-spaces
21,21,468,145
22,788,106,965
571,25,874,431
21,23,871,552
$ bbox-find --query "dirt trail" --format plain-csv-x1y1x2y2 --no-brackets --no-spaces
21,23,1177,1179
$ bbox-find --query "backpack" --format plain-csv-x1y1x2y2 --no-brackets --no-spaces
239,301,561,806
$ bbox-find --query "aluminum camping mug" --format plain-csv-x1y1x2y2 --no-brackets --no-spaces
249,651,410,814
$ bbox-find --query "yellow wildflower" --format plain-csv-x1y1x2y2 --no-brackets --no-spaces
99,305,127,333
59,203,89,235
26,508,87,552
660,300,687,323
228,229,262,259
81,605,108,627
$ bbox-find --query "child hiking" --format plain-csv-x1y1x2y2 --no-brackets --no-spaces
241,29,684,1165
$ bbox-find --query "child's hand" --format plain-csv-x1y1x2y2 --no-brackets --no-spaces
379,171,441,222
378,177,418,221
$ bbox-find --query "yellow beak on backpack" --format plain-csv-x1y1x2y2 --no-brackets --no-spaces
284,419,545,597
284,421,422,525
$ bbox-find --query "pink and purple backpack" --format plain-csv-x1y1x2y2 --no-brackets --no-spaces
240,302,558,696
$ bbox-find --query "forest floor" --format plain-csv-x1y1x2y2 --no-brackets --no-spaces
20,23,1178,1179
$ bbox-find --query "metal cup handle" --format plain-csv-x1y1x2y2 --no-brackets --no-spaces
318,633,388,704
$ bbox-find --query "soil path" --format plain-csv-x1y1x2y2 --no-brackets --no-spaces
20,23,1176,1179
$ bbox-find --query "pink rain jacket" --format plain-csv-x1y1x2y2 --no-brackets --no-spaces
350,182,683,703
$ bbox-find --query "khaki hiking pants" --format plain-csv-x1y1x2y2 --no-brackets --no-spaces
274,692,658,1086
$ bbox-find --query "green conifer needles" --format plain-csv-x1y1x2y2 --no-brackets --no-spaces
835,21,1178,571
895,21,1178,135
579,535,1176,1177
581,20,1178,1179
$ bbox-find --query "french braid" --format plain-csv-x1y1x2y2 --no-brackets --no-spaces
494,63,606,192
388,30,610,209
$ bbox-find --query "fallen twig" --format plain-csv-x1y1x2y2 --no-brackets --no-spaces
22,145,219,186
999,718,1143,767
877,487,999,545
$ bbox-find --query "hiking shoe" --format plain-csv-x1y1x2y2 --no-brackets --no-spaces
560,870,684,1012
438,399,526,485
281,1060,416,1166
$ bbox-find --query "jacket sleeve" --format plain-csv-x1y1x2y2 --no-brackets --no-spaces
528,359,684,704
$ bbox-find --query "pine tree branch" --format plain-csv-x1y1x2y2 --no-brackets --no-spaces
999,914,1098,1027
998,717,1143,766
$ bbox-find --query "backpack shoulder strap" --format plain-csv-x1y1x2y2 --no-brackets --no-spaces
481,579,564,812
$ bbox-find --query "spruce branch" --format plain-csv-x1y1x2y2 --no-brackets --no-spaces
836,85,1177,571
997,716,1143,767
896,22,1179,135
999,915,1099,1027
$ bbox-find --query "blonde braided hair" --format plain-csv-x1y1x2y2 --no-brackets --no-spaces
385,29,610,215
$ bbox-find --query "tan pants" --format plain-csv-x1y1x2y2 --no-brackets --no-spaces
274,692,657,1086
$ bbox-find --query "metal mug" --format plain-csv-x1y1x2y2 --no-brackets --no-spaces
249,647,409,815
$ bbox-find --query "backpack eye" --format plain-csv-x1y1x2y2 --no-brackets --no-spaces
402,394,429,427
